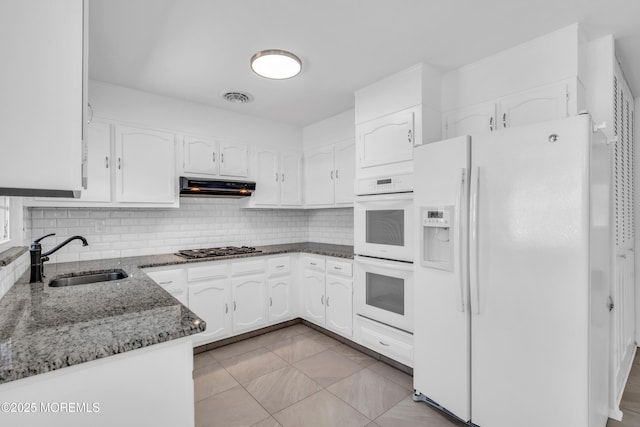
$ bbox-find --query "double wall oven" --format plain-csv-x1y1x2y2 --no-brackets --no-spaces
354,174,414,333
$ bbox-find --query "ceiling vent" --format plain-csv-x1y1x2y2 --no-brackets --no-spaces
222,91,252,104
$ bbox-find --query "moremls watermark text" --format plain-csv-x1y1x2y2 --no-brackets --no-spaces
1,402,100,413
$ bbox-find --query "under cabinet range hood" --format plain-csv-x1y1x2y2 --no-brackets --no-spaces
0,187,80,198
179,177,256,198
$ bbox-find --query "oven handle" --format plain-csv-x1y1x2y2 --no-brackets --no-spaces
354,192,413,203
354,256,413,272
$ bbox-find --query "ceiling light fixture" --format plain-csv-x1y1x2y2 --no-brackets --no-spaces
250,49,302,80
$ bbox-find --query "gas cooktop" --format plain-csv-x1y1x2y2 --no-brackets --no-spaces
175,246,262,259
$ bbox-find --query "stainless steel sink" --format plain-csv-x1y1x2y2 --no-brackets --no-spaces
49,269,129,287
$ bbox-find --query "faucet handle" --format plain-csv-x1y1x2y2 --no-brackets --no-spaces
33,233,55,244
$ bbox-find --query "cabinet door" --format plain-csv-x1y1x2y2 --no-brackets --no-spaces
357,109,414,169
253,148,280,206
81,121,111,202
114,125,176,203
232,275,266,333
189,279,231,344
280,152,303,206
268,277,291,323
220,142,248,177
0,0,84,193
304,146,334,206
302,269,326,324
498,83,568,129
325,276,353,337
333,140,355,205
183,136,218,176
443,102,497,139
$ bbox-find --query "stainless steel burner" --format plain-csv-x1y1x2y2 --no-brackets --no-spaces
176,246,261,259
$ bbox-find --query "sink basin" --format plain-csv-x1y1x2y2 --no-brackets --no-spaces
49,269,129,287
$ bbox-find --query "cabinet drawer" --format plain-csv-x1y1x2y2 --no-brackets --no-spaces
267,257,291,277
302,256,325,272
145,268,184,288
188,263,228,281
326,259,352,277
231,259,266,276
356,317,413,367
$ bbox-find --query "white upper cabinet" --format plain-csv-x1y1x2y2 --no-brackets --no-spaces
304,146,334,206
0,0,86,194
333,141,356,205
356,109,415,169
249,148,302,208
220,142,248,177
183,136,219,176
280,152,303,206
443,102,497,138
497,83,568,129
114,125,176,203
80,120,111,202
253,148,280,206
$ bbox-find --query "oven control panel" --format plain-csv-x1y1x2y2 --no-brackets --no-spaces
355,173,413,195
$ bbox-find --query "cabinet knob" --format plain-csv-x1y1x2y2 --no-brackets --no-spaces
330,170,334,180
105,156,109,169
275,172,279,182
408,129,413,143
502,113,507,128
221,153,224,163
213,152,216,163
118,158,122,170
326,297,330,307
489,117,494,131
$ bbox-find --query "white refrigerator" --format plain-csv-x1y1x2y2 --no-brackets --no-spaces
413,115,611,427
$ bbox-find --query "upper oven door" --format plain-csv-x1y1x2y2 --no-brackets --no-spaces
354,192,413,262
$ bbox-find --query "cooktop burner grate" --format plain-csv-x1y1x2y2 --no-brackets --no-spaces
176,246,261,259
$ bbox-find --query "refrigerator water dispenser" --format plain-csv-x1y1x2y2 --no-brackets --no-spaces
421,206,454,271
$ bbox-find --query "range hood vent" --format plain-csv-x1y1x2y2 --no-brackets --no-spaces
179,177,256,198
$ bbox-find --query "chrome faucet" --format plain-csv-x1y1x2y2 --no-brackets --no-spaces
29,233,89,283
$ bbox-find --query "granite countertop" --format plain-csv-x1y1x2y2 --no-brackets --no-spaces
0,242,352,385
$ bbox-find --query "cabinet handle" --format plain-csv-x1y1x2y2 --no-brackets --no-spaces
225,303,228,314
233,301,237,311
330,170,334,180
408,129,413,143
87,102,94,124
335,169,339,179
326,297,330,307
270,297,273,307
105,156,109,168
281,173,284,182
379,341,390,347
118,158,122,170
310,262,317,266
276,265,285,268
334,266,342,271
158,281,173,285
213,152,216,163
502,113,507,128
489,117,493,131
221,153,224,163
321,295,324,305
275,172,279,182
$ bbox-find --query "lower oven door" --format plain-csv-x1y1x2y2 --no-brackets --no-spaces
354,255,414,333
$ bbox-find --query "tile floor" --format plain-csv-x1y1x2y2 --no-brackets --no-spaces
193,324,466,427
608,351,640,427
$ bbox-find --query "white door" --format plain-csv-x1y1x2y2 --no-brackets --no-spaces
268,277,291,323
81,121,111,202
304,146,334,206
412,136,471,421
280,152,302,206
183,136,218,176
498,83,568,129
357,109,414,169
253,148,280,206
302,270,325,324
232,275,266,333
114,125,175,203
325,276,353,337
219,142,248,177
334,140,355,205
188,279,231,344
470,116,599,427
443,102,496,139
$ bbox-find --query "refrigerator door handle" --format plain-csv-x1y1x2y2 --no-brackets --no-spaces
455,168,467,312
469,167,480,315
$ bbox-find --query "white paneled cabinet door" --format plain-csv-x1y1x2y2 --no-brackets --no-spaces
443,102,497,139
114,125,176,203
183,136,218,176
280,152,303,206
232,275,266,333
303,270,326,324
357,109,414,169
220,142,248,177
81,121,111,202
498,83,568,129
253,148,280,206
304,146,334,206
325,276,353,337
189,279,231,343
334,140,355,205
268,277,291,323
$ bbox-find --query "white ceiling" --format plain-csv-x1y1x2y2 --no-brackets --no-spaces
89,0,640,127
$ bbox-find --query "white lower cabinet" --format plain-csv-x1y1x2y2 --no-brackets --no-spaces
232,274,267,334
187,263,232,345
268,277,292,323
144,266,188,307
301,256,353,337
355,315,413,367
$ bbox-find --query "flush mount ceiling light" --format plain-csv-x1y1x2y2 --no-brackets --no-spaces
250,49,302,80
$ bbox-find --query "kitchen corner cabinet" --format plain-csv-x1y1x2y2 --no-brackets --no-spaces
303,139,355,207
0,0,87,194
182,136,248,178
249,148,302,207
442,82,569,139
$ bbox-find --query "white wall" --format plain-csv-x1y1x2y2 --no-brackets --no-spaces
307,208,353,245
90,80,302,151
303,109,355,150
